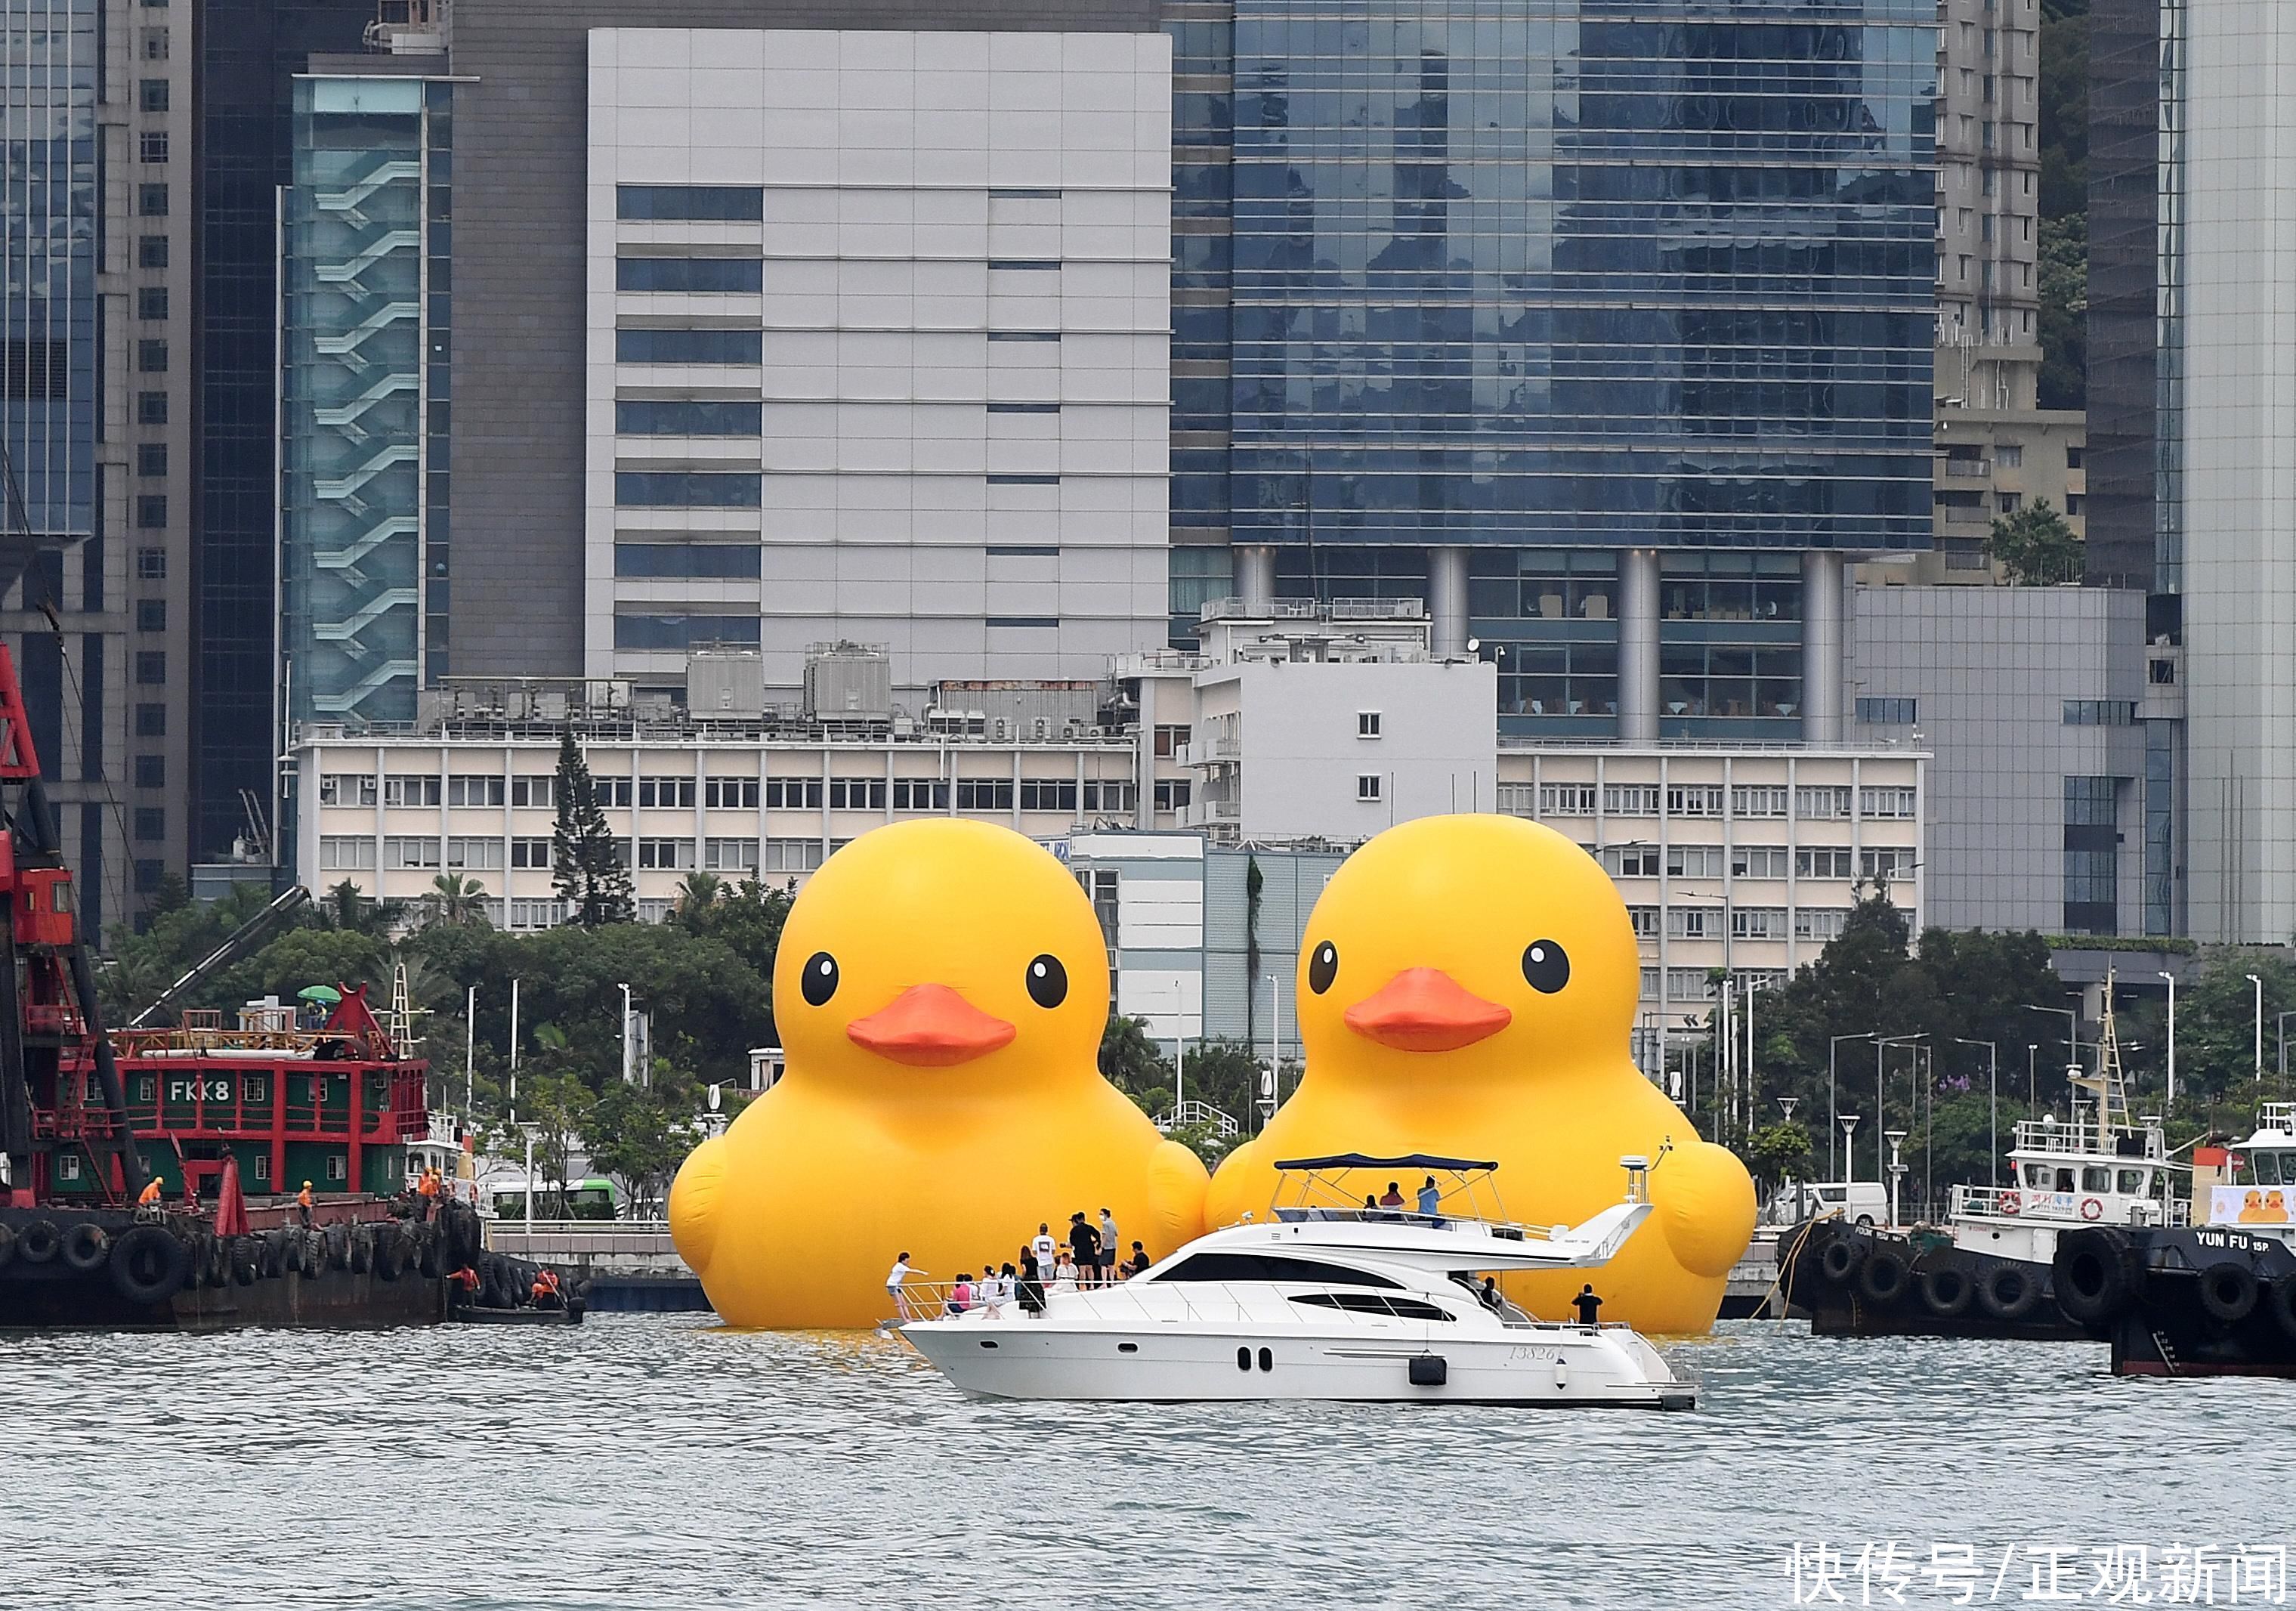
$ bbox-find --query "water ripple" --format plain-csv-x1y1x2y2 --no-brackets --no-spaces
3,1317,2283,1609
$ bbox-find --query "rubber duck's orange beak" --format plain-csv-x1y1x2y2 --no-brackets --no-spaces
846,983,1017,1067
1343,968,1512,1052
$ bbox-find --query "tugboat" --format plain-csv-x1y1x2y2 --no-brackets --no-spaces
2067,1102,2296,1377
0,643,567,1330
1779,978,2180,1341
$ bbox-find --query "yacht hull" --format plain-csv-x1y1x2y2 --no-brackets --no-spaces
901,1318,1693,1407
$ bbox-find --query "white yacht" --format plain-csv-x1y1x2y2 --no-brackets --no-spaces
898,1154,1695,1408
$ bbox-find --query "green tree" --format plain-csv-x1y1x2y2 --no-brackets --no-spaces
551,730,633,927
585,1075,700,1214
1166,1038,1262,1133
321,879,403,937
674,871,723,916
1743,1120,1815,1199
1987,499,2084,585
1098,1013,1170,1099
424,871,492,929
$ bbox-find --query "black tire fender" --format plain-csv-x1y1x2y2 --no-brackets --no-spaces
1976,1261,2041,1321
61,1222,110,1273
2198,1260,2259,1325
2051,1227,2134,1325
373,1229,409,1282
0,1221,15,1268
108,1225,191,1305
1819,1235,1866,1285
350,1227,375,1275
17,1218,62,1265
230,1235,261,1286
1918,1259,1975,1318
1859,1246,1911,1306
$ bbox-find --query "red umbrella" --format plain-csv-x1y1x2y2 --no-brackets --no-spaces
213,1154,250,1238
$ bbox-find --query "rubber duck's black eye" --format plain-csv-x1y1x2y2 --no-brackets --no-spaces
799,951,839,1006
1025,954,1068,1009
1521,941,1569,994
1308,940,1339,994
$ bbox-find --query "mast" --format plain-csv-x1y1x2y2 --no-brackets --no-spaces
2070,966,2134,1152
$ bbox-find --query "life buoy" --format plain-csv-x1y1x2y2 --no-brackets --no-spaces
1999,1192,2022,1217
2079,1197,2104,1223
2050,1227,2132,1325
61,1222,110,1273
108,1225,191,1306
2198,1260,2259,1325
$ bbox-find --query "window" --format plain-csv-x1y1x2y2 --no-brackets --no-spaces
829,778,888,812
138,339,168,373
134,703,165,737
1795,908,1849,942
1356,775,1382,803
1600,844,1661,878
1604,784,1660,816
510,775,553,809
1796,847,1855,880
615,184,764,221
1154,779,1191,812
1667,845,1723,879
1666,906,1717,940
446,837,504,870
956,780,1015,812
447,775,505,808
385,836,443,870
1018,779,1076,812
1627,905,1659,939
892,779,948,812
138,183,168,218
510,838,551,868
613,472,762,509
508,899,566,932
638,775,697,809
319,773,376,807
1157,1253,1401,1288
1796,786,1852,820
131,752,165,790
1732,785,1788,818
135,598,166,632
2066,445,2084,468
137,442,166,476
134,651,165,685
616,257,765,293
135,495,167,529
2063,700,2137,726
1666,969,1717,1002
142,24,168,57
140,79,169,112
704,777,759,810
762,838,825,872
1357,710,1382,738
1081,780,1134,814
765,778,822,811
1734,846,1790,880
614,400,763,437
133,806,165,842
1537,783,1596,816
614,328,763,365
1995,444,2023,468
636,838,696,870
1287,1293,1456,1322
140,131,168,163
2066,494,2084,516
705,837,759,872
2065,775,2118,827
593,778,632,808
383,775,442,807
137,391,168,425
1861,848,1917,880
1856,697,1917,725
1859,787,1918,819
138,233,168,268
1996,492,2023,515
1667,784,1724,817
1153,724,1191,758
1732,908,1787,941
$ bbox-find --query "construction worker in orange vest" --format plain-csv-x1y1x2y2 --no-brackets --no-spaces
449,1264,481,1303
530,1266,564,1310
136,1176,164,1208
416,1165,440,1222
296,1180,315,1228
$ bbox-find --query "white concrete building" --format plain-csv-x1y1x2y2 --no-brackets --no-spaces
585,26,1174,709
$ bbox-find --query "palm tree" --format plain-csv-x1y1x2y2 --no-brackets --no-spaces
425,872,492,928
674,871,723,914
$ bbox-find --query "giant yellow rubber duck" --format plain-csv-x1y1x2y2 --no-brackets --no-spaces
1207,814,1755,1334
670,819,1210,1327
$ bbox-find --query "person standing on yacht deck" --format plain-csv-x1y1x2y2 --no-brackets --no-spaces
1416,1177,1441,1219
1097,1209,1120,1284
887,1252,928,1319
1031,1223,1058,1282
1379,1182,1406,1209
1574,1285,1603,1327
1067,1212,1101,1287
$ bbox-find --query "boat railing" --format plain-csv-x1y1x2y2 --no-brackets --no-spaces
1266,1206,1550,1240
1949,1183,2186,1228
888,1276,1590,1330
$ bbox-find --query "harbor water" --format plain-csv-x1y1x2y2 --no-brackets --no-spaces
8,1315,2285,1609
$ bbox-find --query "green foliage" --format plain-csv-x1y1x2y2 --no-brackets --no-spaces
585,1073,703,1211
1098,1013,1170,1098
423,871,491,929
2037,215,2088,413
2037,2,2088,407
1742,1121,1814,1195
551,731,633,927
1166,1117,1240,1170
669,877,796,1005
2042,933,2199,956
1170,1037,1263,1133
1988,499,2084,585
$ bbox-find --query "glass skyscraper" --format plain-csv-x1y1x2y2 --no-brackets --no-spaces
1166,0,1936,739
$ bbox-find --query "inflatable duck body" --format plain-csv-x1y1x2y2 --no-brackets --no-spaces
1207,813,1755,1334
669,819,1210,1327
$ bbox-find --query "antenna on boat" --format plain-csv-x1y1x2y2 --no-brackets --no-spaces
2071,967,2134,1154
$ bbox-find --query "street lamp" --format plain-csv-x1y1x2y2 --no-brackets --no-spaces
1884,1130,1908,1230
1261,972,1282,1124
1839,1115,1862,1184
2248,974,2265,1084
1829,1032,1875,1180
2024,1003,2078,1108
1876,1034,1925,1189
1954,1037,2000,1186
2158,969,2177,1107
2026,1044,2038,1112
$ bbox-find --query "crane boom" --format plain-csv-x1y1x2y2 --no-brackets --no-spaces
127,885,315,1028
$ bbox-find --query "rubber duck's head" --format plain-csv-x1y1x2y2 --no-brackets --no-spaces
774,819,1108,1089
1296,814,1637,1083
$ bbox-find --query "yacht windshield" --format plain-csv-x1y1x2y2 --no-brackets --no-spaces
1155,1252,1403,1289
